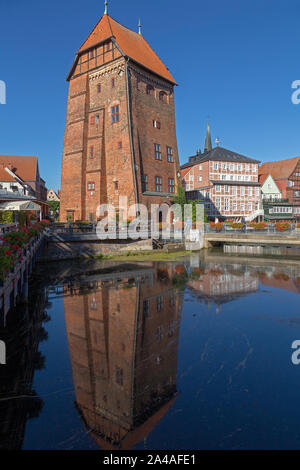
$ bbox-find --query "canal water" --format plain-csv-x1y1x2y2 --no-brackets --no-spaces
1,250,300,450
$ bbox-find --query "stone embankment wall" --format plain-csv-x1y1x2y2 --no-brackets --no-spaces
41,235,154,261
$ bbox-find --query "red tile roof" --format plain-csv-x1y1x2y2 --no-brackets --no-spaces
259,156,300,180
0,167,16,182
180,168,192,179
78,14,176,84
276,180,288,193
0,155,38,181
258,173,268,185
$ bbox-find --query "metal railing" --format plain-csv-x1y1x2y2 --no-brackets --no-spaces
49,222,300,239
49,222,188,242
0,189,35,199
0,223,18,235
204,223,300,236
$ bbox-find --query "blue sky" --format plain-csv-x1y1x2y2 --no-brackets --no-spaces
0,0,299,191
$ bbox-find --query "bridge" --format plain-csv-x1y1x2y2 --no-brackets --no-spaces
204,232,300,248
45,222,300,255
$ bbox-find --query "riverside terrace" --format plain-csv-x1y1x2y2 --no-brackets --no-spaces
0,222,49,325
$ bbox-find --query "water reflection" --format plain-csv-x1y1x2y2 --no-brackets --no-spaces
1,252,300,449
63,264,182,449
0,288,48,449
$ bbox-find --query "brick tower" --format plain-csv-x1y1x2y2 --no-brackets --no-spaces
60,3,180,222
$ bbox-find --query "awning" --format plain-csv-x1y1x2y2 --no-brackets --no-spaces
0,200,41,211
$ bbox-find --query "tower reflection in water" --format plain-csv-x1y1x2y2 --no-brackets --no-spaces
63,263,183,450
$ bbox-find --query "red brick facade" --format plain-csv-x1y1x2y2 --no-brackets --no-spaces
60,14,180,222
181,148,261,219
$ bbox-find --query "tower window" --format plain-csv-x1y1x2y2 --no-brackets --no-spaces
146,84,154,96
111,77,115,88
159,91,167,102
168,178,175,193
156,295,163,312
153,120,161,129
90,146,94,159
114,181,118,190
111,105,119,123
87,182,95,190
154,144,161,160
97,84,101,93
167,146,173,162
155,176,162,192
142,174,148,192
95,114,100,124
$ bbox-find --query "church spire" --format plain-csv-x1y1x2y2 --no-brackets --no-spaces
104,0,108,15
204,121,212,153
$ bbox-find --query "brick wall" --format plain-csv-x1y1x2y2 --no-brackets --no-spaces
60,42,180,222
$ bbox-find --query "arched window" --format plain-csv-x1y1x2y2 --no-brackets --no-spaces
146,84,154,96
159,91,168,102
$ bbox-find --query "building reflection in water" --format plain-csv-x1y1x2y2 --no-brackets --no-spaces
0,288,47,449
1,253,300,450
186,251,300,311
63,263,183,450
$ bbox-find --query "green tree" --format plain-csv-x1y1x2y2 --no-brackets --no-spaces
191,200,208,223
48,201,60,220
173,185,187,208
0,210,14,224
18,210,27,227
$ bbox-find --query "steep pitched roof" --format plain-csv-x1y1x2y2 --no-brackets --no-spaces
259,156,300,180
276,180,288,192
180,146,260,170
0,156,38,181
259,173,282,193
0,167,16,182
258,173,268,185
180,167,192,179
76,14,176,84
